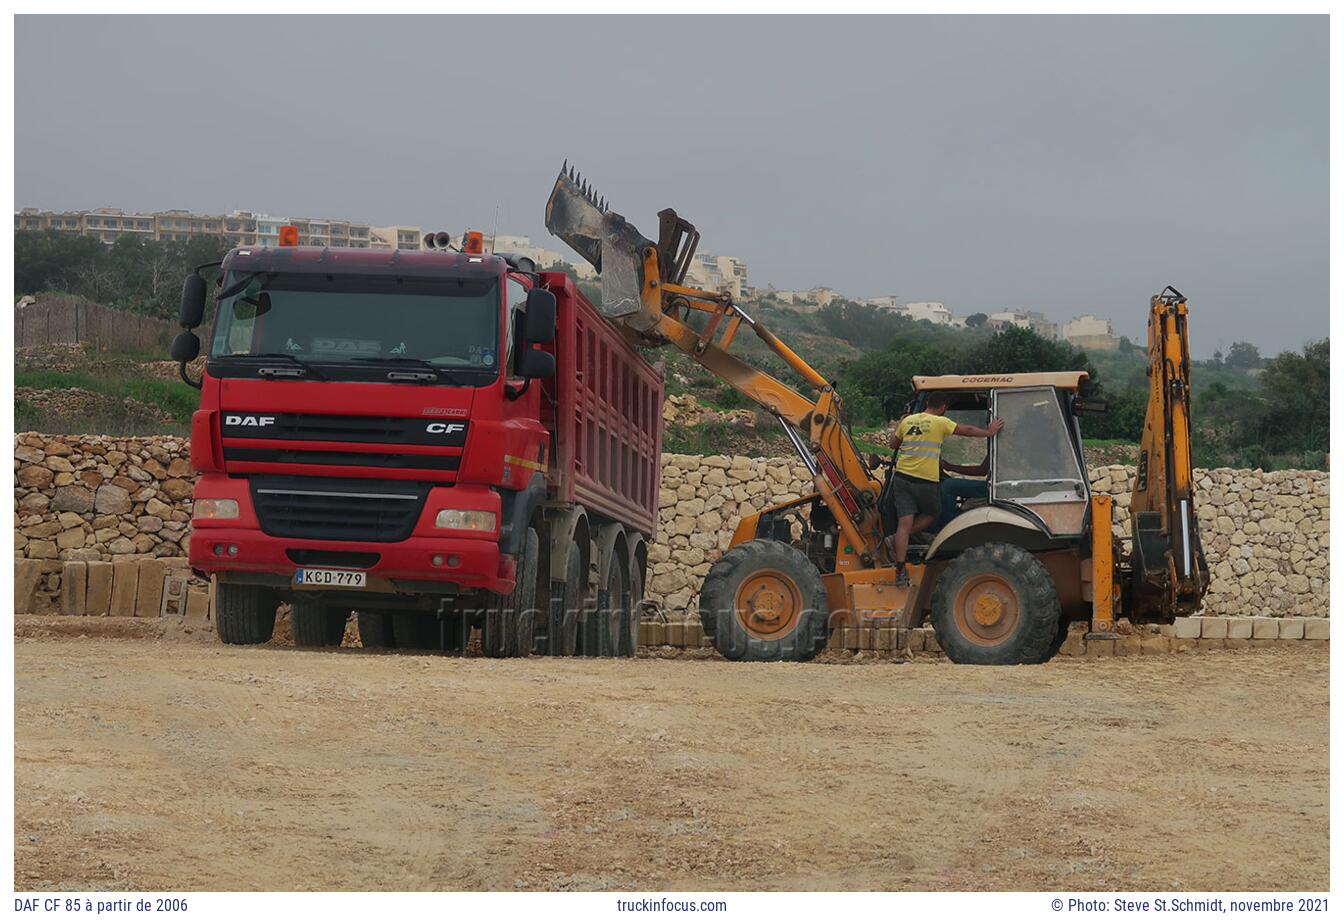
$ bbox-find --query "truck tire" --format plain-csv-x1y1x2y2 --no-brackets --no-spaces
356,611,395,649
620,563,643,657
547,546,583,657
482,527,538,658
215,584,279,646
930,542,1061,665
291,597,347,647
598,562,626,657
699,539,828,662
392,614,442,651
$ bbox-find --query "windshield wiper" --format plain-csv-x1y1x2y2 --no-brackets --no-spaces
217,352,328,381
349,356,476,384
216,271,273,301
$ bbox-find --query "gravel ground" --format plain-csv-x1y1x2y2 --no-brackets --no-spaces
13,623,1328,891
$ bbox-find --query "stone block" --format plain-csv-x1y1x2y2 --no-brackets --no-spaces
875,628,895,652
185,587,210,622
1277,618,1305,640
160,574,188,617
14,559,47,615
84,562,113,616
1303,618,1329,641
1196,638,1226,651
110,560,139,616
1199,617,1228,639
1223,638,1250,650
1058,632,1087,657
1158,623,1177,638
1140,635,1171,656
134,559,166,618
684,620,704,647
1170,638,1196,653
857,626,874,651
1086,637,1114,657
922,627,941,654
905,628,925,653
60,561,87,615
666,619,685,647
826,628,842,650
1225,618,1253,639
1173,617,1201,639
1251,617,1279,640
1114,634,1142,657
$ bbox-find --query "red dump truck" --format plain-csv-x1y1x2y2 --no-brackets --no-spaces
171,231,662,657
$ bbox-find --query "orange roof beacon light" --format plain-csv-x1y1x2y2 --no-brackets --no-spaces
462,230,485,254
278,225,300,247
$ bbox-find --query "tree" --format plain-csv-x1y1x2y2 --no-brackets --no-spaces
965,312,988,328
1225,341,1264,369
1248,340,1328,454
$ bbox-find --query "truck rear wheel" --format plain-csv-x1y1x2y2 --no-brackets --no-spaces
482,527,538,658
291,597,348,647
699,539,828,662
930,543,1061,665
581,562,626,657
356,612,394,649
215,584,279,646
620,563,644,657
547,546,583,657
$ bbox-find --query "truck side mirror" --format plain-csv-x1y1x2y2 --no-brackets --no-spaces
516,348,555,380
180,273,207,328
171,330,201,363
524,289,556,343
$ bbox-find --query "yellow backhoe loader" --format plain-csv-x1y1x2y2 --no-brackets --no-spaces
545,165,1208,664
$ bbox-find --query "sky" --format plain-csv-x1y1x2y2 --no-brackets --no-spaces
14,15,1328,357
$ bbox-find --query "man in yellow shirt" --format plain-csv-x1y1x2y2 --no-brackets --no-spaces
884,391,1004,586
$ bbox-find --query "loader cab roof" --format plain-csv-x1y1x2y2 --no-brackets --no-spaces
912,372,1089,393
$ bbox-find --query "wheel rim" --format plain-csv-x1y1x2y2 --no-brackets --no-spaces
733,568,803,641
952,573,1021,646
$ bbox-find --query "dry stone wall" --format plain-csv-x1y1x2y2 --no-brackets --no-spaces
13,435,1329,619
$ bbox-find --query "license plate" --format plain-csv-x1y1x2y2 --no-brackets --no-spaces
294,568,367,588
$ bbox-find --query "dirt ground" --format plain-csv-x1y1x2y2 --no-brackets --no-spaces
13,620,1329,892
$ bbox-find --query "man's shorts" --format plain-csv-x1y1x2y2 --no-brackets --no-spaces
887,473,942,520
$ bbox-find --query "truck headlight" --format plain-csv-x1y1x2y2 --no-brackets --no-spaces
434,509,496,532
193,498,239,520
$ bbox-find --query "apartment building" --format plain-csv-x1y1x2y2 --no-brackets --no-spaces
16,206,369,249
988,309,1059,339
684,253,749,299
1061,314,1119,350
369,225,424,250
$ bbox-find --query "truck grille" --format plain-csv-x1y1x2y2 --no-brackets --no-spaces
249,476,429,543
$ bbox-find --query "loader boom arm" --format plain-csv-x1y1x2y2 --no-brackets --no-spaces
545,164,886,568
1126,286,1209,618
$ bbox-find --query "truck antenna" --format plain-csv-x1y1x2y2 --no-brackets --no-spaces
491,204,499,254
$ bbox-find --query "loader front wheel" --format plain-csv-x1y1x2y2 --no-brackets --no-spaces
699,539,828,662
931,542,1060,665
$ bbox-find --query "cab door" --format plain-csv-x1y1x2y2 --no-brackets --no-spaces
988,386,1089,537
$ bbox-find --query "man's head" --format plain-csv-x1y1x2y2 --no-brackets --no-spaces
923,391,951,415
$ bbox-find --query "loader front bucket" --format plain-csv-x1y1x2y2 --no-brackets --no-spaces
544,162,664,336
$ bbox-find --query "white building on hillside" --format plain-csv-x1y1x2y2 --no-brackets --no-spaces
988,310,1059,339
1062,314,1120,350
906,301,959,326
765,287,839,312
685,253,749,299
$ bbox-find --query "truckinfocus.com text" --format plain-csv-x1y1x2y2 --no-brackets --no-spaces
616,898,729,912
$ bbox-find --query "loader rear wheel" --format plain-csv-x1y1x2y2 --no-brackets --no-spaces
215,584,278,646
291,597,348,647
699,539,828,662
482,527,538,658
931,542,1060,665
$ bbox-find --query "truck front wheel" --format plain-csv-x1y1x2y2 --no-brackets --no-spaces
215,583,279,646
356,612,395,649
482,527,538,658
699,539,828,662
291,597,348,647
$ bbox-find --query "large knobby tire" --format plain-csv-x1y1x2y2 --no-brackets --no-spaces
547,546,583,657
482,527,538,658
356,611,395,649
930,543,1061,665
215,583,278,645
291,597,348,647
699,539,828,662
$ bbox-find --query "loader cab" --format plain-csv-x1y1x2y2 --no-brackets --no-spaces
910,372,1092,549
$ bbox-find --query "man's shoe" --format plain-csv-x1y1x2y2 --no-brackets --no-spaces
895,568,910,588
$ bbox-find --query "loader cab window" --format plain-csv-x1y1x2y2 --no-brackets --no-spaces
989,386,1087,503
505,277,528,374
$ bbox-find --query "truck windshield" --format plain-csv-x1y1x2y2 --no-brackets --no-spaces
209,272,501,375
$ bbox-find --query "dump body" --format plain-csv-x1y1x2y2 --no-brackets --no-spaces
540,271,662,537
187,248,661,614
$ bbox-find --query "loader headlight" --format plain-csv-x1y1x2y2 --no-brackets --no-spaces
193,498,239,520
434,509,496,532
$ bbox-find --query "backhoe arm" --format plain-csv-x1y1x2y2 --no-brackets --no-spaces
1127,286,1209,618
